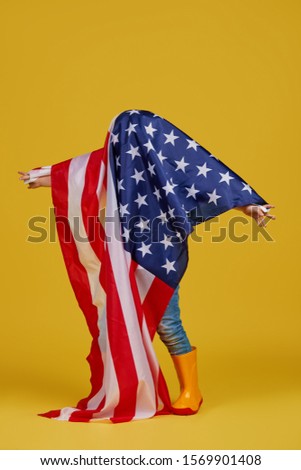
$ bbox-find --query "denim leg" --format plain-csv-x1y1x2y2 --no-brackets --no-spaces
157,285,192,356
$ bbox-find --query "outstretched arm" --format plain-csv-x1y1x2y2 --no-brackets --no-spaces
18,171,276,227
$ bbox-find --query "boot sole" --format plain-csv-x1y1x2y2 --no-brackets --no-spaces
171,398,203,416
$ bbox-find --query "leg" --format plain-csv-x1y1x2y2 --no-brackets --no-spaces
157,285,192,356
157,285,203,414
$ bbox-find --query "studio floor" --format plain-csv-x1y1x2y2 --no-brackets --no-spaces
1,348,300,450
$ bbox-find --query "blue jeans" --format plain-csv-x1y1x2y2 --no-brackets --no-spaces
157,285,192,356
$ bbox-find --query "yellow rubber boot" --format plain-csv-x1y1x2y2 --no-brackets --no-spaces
171,346,203,415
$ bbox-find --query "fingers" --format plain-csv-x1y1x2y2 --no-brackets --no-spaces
18,170,40,188
258,204,276,223
257,217,266,227
256,213,276,227
18,171,30,181
258,210,276,220
28,182,39,189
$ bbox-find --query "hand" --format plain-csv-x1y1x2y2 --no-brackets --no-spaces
238,204,276,227
18,171,51,189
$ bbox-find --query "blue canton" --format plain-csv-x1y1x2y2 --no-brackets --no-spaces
108,110,267,288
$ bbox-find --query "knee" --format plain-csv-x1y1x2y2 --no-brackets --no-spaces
157,316,183,344
157,318,192,356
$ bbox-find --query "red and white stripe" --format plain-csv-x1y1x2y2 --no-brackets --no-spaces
40,125,173,423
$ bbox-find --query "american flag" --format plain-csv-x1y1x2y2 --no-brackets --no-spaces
39,110,267,423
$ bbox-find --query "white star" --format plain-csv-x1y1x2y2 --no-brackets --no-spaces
163,130,180,146
186,139,199,151
162,258,176,274
119,203,130,217
162,178,178,195
135,193,148,208
168,206,175,218
147,161,156,176
116,155,121,167
219,171,234,185
125,122,138,135
157,210,168,224
186,183,199,199
171,178,178,190
111,133,119,145
127,110,140,115
241,182,252,194
160,234,174,250
143,139,155,153
207,188,222,205
153,186,161,201
175,157,189,173
131,168,145,185
196,163,212,178
138,242,152,258
122,227,131,242
135,217,150,232
117,179,125,191
157,150,167,164
126,144,141,160
144,123,157,138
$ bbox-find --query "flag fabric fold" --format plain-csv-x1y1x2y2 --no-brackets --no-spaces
38,110,268,423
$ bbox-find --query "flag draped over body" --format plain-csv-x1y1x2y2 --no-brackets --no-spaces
37,110,268,423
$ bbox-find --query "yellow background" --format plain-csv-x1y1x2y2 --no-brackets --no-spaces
1,0,300,450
